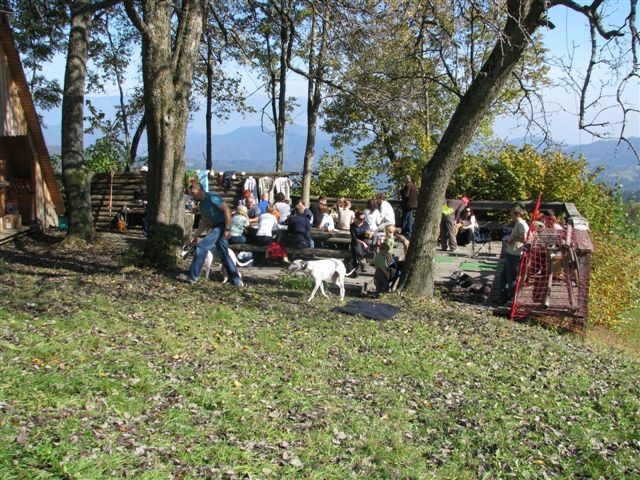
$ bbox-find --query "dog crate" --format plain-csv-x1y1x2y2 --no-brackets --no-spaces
511,223,593,334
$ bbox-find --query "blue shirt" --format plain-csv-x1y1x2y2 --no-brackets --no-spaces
258,199,269,214
199,192,225,225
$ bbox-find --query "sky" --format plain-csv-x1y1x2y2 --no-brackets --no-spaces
38,3,639,147
491,4,639,145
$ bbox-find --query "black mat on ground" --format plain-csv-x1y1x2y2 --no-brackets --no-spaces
334,301,400,321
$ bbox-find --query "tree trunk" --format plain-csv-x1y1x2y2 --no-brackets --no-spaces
61,1,94,241
301,10,327,206
205,36,214,171
301,92,319,207
275,5,289,173
401,0,546,296
126,0,205,270
130,113,146,165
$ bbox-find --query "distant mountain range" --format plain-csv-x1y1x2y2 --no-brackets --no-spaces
563,138,640,192
43,124,639,192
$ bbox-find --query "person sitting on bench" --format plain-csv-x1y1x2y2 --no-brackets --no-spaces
286,202,313,249
253,203,279,246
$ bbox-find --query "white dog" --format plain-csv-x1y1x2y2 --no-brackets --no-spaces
181,245,252,283
288,258,349,302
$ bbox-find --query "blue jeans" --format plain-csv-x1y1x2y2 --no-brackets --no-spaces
402,209,414,239
189,223,241,285
229,235,246,245
500,252,522,300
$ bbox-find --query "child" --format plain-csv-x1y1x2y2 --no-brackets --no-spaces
320,203,335,231
372,243,397,294
229,205,249,245
336,198,355,230
374,223,396,249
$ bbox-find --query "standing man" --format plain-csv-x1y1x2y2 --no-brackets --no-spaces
178,181,243,286
440,196,470,252
400,175,418,238
499,206,529,303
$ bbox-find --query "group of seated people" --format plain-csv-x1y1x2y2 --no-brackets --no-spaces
225,191,402,250
223,191,407,291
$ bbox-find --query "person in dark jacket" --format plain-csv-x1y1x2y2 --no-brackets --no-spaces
401,175,419,238
349,210,370,277
287,202,313,249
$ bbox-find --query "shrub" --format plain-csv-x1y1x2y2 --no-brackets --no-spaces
450,144,640,328
309,153,377,199
589,232,640,328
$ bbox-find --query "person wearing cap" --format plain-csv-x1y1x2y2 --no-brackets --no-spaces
177,181,242,286
401,175,419,238
440,196,470,252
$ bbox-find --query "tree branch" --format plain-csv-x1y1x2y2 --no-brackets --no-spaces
123,0,147,34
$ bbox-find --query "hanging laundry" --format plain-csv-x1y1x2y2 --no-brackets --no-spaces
222,171,236,191
244,175,259,200
273,176,292,201
259,176,275,203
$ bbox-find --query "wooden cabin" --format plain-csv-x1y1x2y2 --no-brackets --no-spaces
0,13,63,234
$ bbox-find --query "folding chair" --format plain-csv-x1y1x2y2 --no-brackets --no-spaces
471,227,492,258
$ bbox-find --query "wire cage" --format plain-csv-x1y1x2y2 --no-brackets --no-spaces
511,224,593,334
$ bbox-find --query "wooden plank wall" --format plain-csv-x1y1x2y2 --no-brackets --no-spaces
91,172,148,227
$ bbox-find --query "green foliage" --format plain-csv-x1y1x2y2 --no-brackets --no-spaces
449,144,640,328
448,145,632,235
310,153,377,199
590,233,640,328
84,137,128,173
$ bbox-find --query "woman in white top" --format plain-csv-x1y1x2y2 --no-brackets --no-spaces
254,204,279,245
274,192,291,224
456,207,478,246
376,193,396,231
364,198,381,234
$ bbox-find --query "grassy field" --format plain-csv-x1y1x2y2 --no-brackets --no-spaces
1,233,639,479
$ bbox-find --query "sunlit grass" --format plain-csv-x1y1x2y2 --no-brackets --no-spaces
1,249,639,479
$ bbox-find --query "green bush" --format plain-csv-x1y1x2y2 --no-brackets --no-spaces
449,144,640,328
85,136,129,173
589,233,640,328
310,153,377,199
